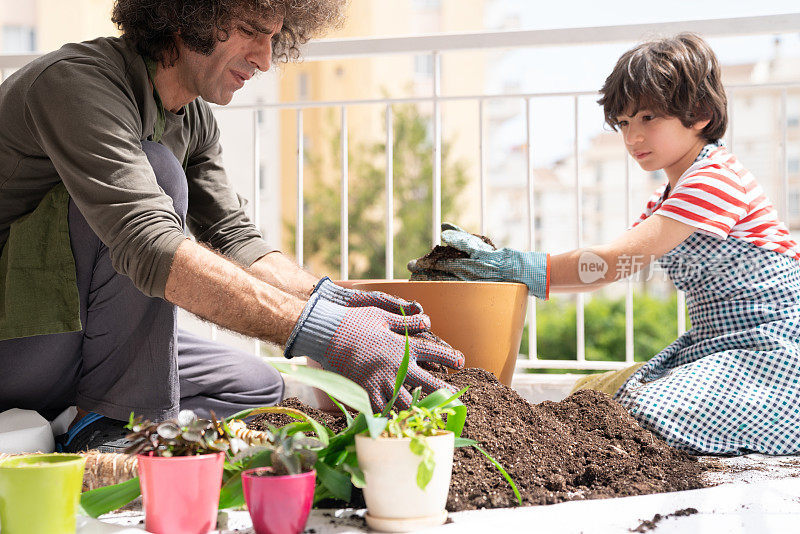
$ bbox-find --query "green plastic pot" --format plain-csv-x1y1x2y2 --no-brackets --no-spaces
0,453,86,534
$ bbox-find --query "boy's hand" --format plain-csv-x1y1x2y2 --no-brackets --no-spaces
285,294,464,412
408,222,549,299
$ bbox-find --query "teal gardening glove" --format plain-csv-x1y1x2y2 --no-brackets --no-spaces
285,284,465,412
408,223,550,299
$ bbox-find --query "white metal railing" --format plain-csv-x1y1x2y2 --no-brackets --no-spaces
2,14,799,377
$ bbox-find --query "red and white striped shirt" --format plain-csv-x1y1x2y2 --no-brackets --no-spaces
633,145,800,261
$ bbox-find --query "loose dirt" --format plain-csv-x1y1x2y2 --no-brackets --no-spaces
409,233,496,281
630,507,699,532
247,368,708,512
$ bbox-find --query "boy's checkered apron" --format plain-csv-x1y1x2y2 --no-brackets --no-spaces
615,232,800,454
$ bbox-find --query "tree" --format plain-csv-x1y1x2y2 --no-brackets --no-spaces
289,104,469,279
520,293,688,371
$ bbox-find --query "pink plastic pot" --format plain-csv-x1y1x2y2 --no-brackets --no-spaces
137,452,225,534
242,468,316,534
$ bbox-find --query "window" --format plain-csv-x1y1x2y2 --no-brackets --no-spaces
2,25,36,53
787,116,800,129
789,157,800,175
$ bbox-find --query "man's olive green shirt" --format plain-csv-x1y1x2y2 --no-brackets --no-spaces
0,36,274,302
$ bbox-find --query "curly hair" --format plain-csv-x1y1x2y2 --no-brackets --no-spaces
597,33,728,142
111,0,347,67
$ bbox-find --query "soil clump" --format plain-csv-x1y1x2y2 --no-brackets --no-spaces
630,507,699,532
246,368,709,512
409,233,496,281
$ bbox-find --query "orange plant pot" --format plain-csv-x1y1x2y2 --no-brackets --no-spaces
348,280,528,386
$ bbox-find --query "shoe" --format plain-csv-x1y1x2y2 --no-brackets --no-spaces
55,412,132,454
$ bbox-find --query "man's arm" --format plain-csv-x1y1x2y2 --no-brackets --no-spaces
164,240,305,343
248,252,320,300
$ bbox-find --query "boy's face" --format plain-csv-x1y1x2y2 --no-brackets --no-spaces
615,109,710,182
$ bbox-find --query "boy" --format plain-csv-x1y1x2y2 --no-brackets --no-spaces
410,33,800,454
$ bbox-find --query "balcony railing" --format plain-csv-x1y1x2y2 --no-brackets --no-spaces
2,14,800,381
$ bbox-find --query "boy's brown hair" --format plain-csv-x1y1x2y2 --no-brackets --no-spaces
598,33,727,142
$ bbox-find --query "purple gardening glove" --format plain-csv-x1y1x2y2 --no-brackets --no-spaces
313,277,423,316
285,292,464,412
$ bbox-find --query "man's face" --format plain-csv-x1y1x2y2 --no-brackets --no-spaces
178,16,283,105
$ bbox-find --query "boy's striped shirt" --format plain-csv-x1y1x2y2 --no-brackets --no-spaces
633,145,800,261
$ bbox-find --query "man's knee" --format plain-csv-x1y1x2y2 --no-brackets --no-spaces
141,141,187,222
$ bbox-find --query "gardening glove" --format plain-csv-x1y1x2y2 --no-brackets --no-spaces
408,223,550,299
285,292,465,412
313,277,423,316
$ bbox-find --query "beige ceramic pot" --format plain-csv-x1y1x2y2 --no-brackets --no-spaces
355,431,454,532
349,280,528,386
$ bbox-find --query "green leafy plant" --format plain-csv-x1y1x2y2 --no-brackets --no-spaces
272,318,522,504
384,404,455,489
81,321,522,516
123,409,240,457
228,425,322,477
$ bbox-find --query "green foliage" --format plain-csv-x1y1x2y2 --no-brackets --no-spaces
385,404,455,490
289,104,470,279
521,293,687,368
385,405,453,439
123,410,239,457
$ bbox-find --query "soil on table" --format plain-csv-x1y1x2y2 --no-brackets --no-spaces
247,368,709,512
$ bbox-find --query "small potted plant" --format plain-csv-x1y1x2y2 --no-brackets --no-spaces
235,425,322,534
124,410,238,534
355,398,456,532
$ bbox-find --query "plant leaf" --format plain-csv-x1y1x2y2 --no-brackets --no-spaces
315,460,352,502
381,317,411,417
410,386,422,407
80,477,141,518
473,444,522,505
454,437,477,447
328,394,354,428
271,362,373,415
239,406,330,446
364,414,388,440
445,405,467,438
416,451,435,490
418,387,467,411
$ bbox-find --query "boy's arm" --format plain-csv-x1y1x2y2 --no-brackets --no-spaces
549,214,696,292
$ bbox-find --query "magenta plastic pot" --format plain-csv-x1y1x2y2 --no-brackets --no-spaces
137,452,224,534
242,467,316,534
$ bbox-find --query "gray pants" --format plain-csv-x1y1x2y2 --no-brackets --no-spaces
0,142,284,421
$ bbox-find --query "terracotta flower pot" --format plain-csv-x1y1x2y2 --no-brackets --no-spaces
137,452,225,534
0,453,85,534
350,280,528,385
355,431,454,532
242,468,316,534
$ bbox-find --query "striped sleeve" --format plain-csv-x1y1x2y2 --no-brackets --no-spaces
631,184,668,228
656,166,748,238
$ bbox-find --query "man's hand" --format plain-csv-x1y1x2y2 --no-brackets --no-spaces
408,223,549,299
314,277,423,316
285,294,464,412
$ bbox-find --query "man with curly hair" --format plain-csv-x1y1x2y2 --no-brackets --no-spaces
0,0,464,452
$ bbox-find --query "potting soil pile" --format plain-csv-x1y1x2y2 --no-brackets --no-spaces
247,368,708,512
